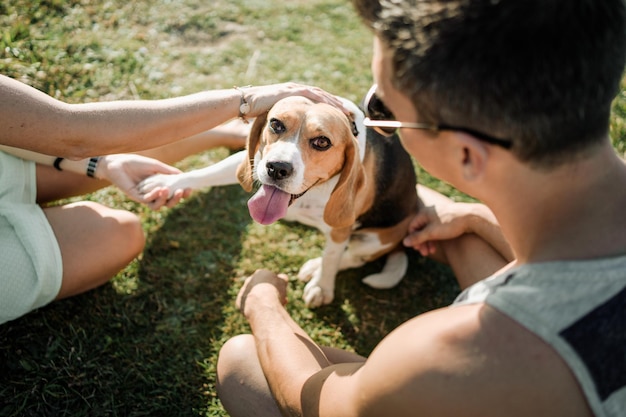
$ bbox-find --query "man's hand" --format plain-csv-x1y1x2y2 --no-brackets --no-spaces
236,269,289,318
403,203,476,256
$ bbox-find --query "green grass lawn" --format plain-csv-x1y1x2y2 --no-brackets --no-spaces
1,1,625,416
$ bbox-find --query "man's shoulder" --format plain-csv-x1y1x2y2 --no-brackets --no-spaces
355,304,593,417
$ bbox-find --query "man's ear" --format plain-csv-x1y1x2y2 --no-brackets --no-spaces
454,133,489,181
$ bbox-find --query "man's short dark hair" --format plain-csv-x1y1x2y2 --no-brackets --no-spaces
353,0,626,167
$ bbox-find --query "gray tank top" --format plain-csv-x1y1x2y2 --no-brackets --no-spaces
453,256,626,417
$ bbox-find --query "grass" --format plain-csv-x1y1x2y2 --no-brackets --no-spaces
1,1,625,416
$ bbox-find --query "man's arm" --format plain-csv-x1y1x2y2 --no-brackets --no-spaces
238,270,481,417
239,270,588,417
237,270,343,416
309,307,593,417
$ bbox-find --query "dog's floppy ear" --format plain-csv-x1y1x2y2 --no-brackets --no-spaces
236,113,268,192
324,137,366,229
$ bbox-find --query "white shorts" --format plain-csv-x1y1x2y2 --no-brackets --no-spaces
0,151,63,324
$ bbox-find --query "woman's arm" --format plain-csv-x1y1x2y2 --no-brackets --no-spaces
0,145,187,209
0,75,345,159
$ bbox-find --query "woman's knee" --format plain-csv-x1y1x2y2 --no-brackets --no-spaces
85,201,145,259
48,201,144,253
50,201,146,298
111,207,145,258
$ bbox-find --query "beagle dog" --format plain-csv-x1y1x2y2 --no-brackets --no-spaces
139,96,418,307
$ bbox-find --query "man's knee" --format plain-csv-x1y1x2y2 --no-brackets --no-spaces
216,334,278,416
216,334,282,417
444,233,508,289
216,334,256,384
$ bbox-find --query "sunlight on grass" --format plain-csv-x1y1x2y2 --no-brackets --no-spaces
112,260,141,295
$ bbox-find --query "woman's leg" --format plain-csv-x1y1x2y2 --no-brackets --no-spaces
36,121,249,203
138,119,248,163
44,201,145,299
23,121,248,306
36,166,111,203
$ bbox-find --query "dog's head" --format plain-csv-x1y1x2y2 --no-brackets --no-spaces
237,96,365,228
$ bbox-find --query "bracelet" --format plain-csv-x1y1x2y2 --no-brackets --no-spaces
234,85,251,123
86,156,100,178
53,157,64,171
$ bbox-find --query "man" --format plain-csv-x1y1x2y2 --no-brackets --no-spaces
216,1,626,416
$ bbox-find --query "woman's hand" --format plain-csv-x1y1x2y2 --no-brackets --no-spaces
98,154,192,210
243,83,350,118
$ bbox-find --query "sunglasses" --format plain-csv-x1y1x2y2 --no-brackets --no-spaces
362,85,513,149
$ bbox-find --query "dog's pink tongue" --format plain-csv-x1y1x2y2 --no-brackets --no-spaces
247,185,291,225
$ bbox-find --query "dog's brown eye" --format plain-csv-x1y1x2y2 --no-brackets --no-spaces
269,118,286,134
310,136,332,151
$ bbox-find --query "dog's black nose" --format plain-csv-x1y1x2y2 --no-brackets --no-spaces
266,161,293,180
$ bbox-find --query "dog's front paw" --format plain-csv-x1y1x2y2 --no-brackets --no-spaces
297,257,322,282
303,280,334,308
138,173,182,199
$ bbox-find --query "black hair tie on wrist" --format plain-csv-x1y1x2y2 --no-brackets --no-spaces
53,157,64,171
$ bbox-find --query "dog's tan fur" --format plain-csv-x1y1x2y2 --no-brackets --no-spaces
236,97,369,237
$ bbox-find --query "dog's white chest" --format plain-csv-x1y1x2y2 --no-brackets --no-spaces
283,176,338,233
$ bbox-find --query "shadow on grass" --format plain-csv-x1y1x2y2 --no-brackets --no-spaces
0,185,250,417
306,253,460,356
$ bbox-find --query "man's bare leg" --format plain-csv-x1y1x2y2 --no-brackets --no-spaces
216,334,365,417
417,184,511,289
